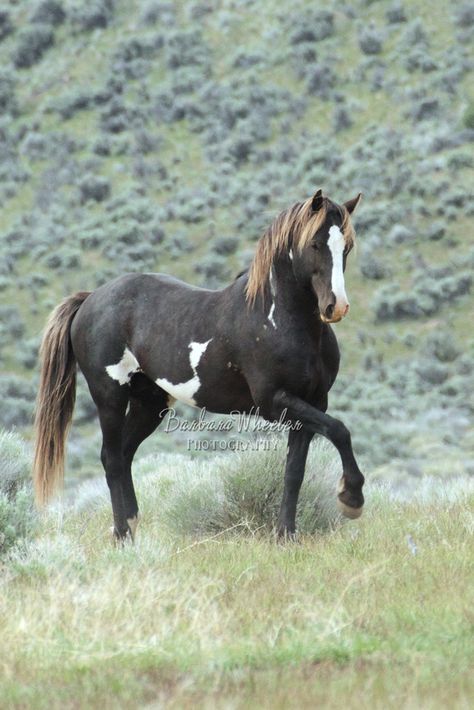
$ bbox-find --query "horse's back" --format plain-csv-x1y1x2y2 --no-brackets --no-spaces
69,271,232,388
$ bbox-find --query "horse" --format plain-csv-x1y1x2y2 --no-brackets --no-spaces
33,189,365,541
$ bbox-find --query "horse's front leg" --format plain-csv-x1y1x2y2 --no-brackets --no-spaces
272,390,364,518
278,428,313,538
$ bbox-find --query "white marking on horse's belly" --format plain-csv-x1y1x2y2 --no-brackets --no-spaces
327,225,349,306
105,347,141,385
156,339,212,407
268,301,277,329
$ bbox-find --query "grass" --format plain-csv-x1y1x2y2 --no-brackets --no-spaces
0,441,473,709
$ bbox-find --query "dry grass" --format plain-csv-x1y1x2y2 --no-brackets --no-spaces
0,448,473,709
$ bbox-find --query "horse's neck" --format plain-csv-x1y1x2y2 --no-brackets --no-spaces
269,258,316,317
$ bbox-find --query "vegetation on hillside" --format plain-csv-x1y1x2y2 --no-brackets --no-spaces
0,0,472,482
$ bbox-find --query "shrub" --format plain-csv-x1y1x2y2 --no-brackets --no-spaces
374,271,472,321
100,99,129,133
400,18,428,47
333,104,352,132
0,8,13,43
426,221,446,241
0,305,25,338
0,69,18,115
404,49,437,73
411,98,439,122
70,0,115,31
165,30,210,70
159,437,342,536
359,250,391,280
214,236,239,255
289,10,334,44
12,23,55,69
386,2,407,24
18,338,40,371
139,2,175,26
0,430,31,498
424,332,459,363
447,151,473,170
31,1,66,26
462,102,474,130
194,254,229,285
111,37,161,81
454,2,474,27
0,486,37,557
52,90,92,120
0,376,35,430
79,174,111,203
388,224,415,244
359,28,383,55
20,132,49,160
189,2,213,20
306,62,336,98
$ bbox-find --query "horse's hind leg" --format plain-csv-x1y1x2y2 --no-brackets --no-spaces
121,375,171,539
95,390,130,541
278,428,314,538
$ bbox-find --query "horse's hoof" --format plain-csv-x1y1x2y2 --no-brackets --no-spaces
110,525,134,546
127,515,138,541
337,478,364,519
337,498,363,519
276,527,298,543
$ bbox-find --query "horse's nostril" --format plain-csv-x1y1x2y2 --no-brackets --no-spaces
325,304,334,320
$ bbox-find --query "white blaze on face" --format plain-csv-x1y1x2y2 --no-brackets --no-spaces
156,339,212,407
105,347,141,385
327,225,349,310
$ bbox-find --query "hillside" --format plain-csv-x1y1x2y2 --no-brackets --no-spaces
0,0,473,483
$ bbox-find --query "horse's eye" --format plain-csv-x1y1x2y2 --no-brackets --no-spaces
311,242,320,251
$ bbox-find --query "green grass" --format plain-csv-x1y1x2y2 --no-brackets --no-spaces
1,447,473,709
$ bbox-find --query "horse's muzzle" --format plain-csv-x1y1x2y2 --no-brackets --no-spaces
320,302,349,324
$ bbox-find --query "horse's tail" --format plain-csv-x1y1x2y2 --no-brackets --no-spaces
33,291,91,507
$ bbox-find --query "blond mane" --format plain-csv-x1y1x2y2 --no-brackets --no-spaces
245,195,355,305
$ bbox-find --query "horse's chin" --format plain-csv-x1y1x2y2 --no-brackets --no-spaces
320,313,343,324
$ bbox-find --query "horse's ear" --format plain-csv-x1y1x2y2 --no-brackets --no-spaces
311,189,324,212
344,193,362,214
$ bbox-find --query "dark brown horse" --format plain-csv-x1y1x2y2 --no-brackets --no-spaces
34,189,364,540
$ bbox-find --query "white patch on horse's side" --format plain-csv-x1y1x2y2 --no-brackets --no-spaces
105,347,141,385
289,248,293,261
327,225,349,306
155,339,212,407
268,301,277,329
189,340,211,371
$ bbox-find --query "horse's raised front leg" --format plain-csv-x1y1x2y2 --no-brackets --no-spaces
278,428,313,538
272,390,364,518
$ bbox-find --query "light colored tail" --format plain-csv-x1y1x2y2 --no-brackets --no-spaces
33,292,90,506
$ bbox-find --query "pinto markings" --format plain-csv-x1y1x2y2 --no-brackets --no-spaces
105,347,141,385
268,302,277,329
155,339,212,406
